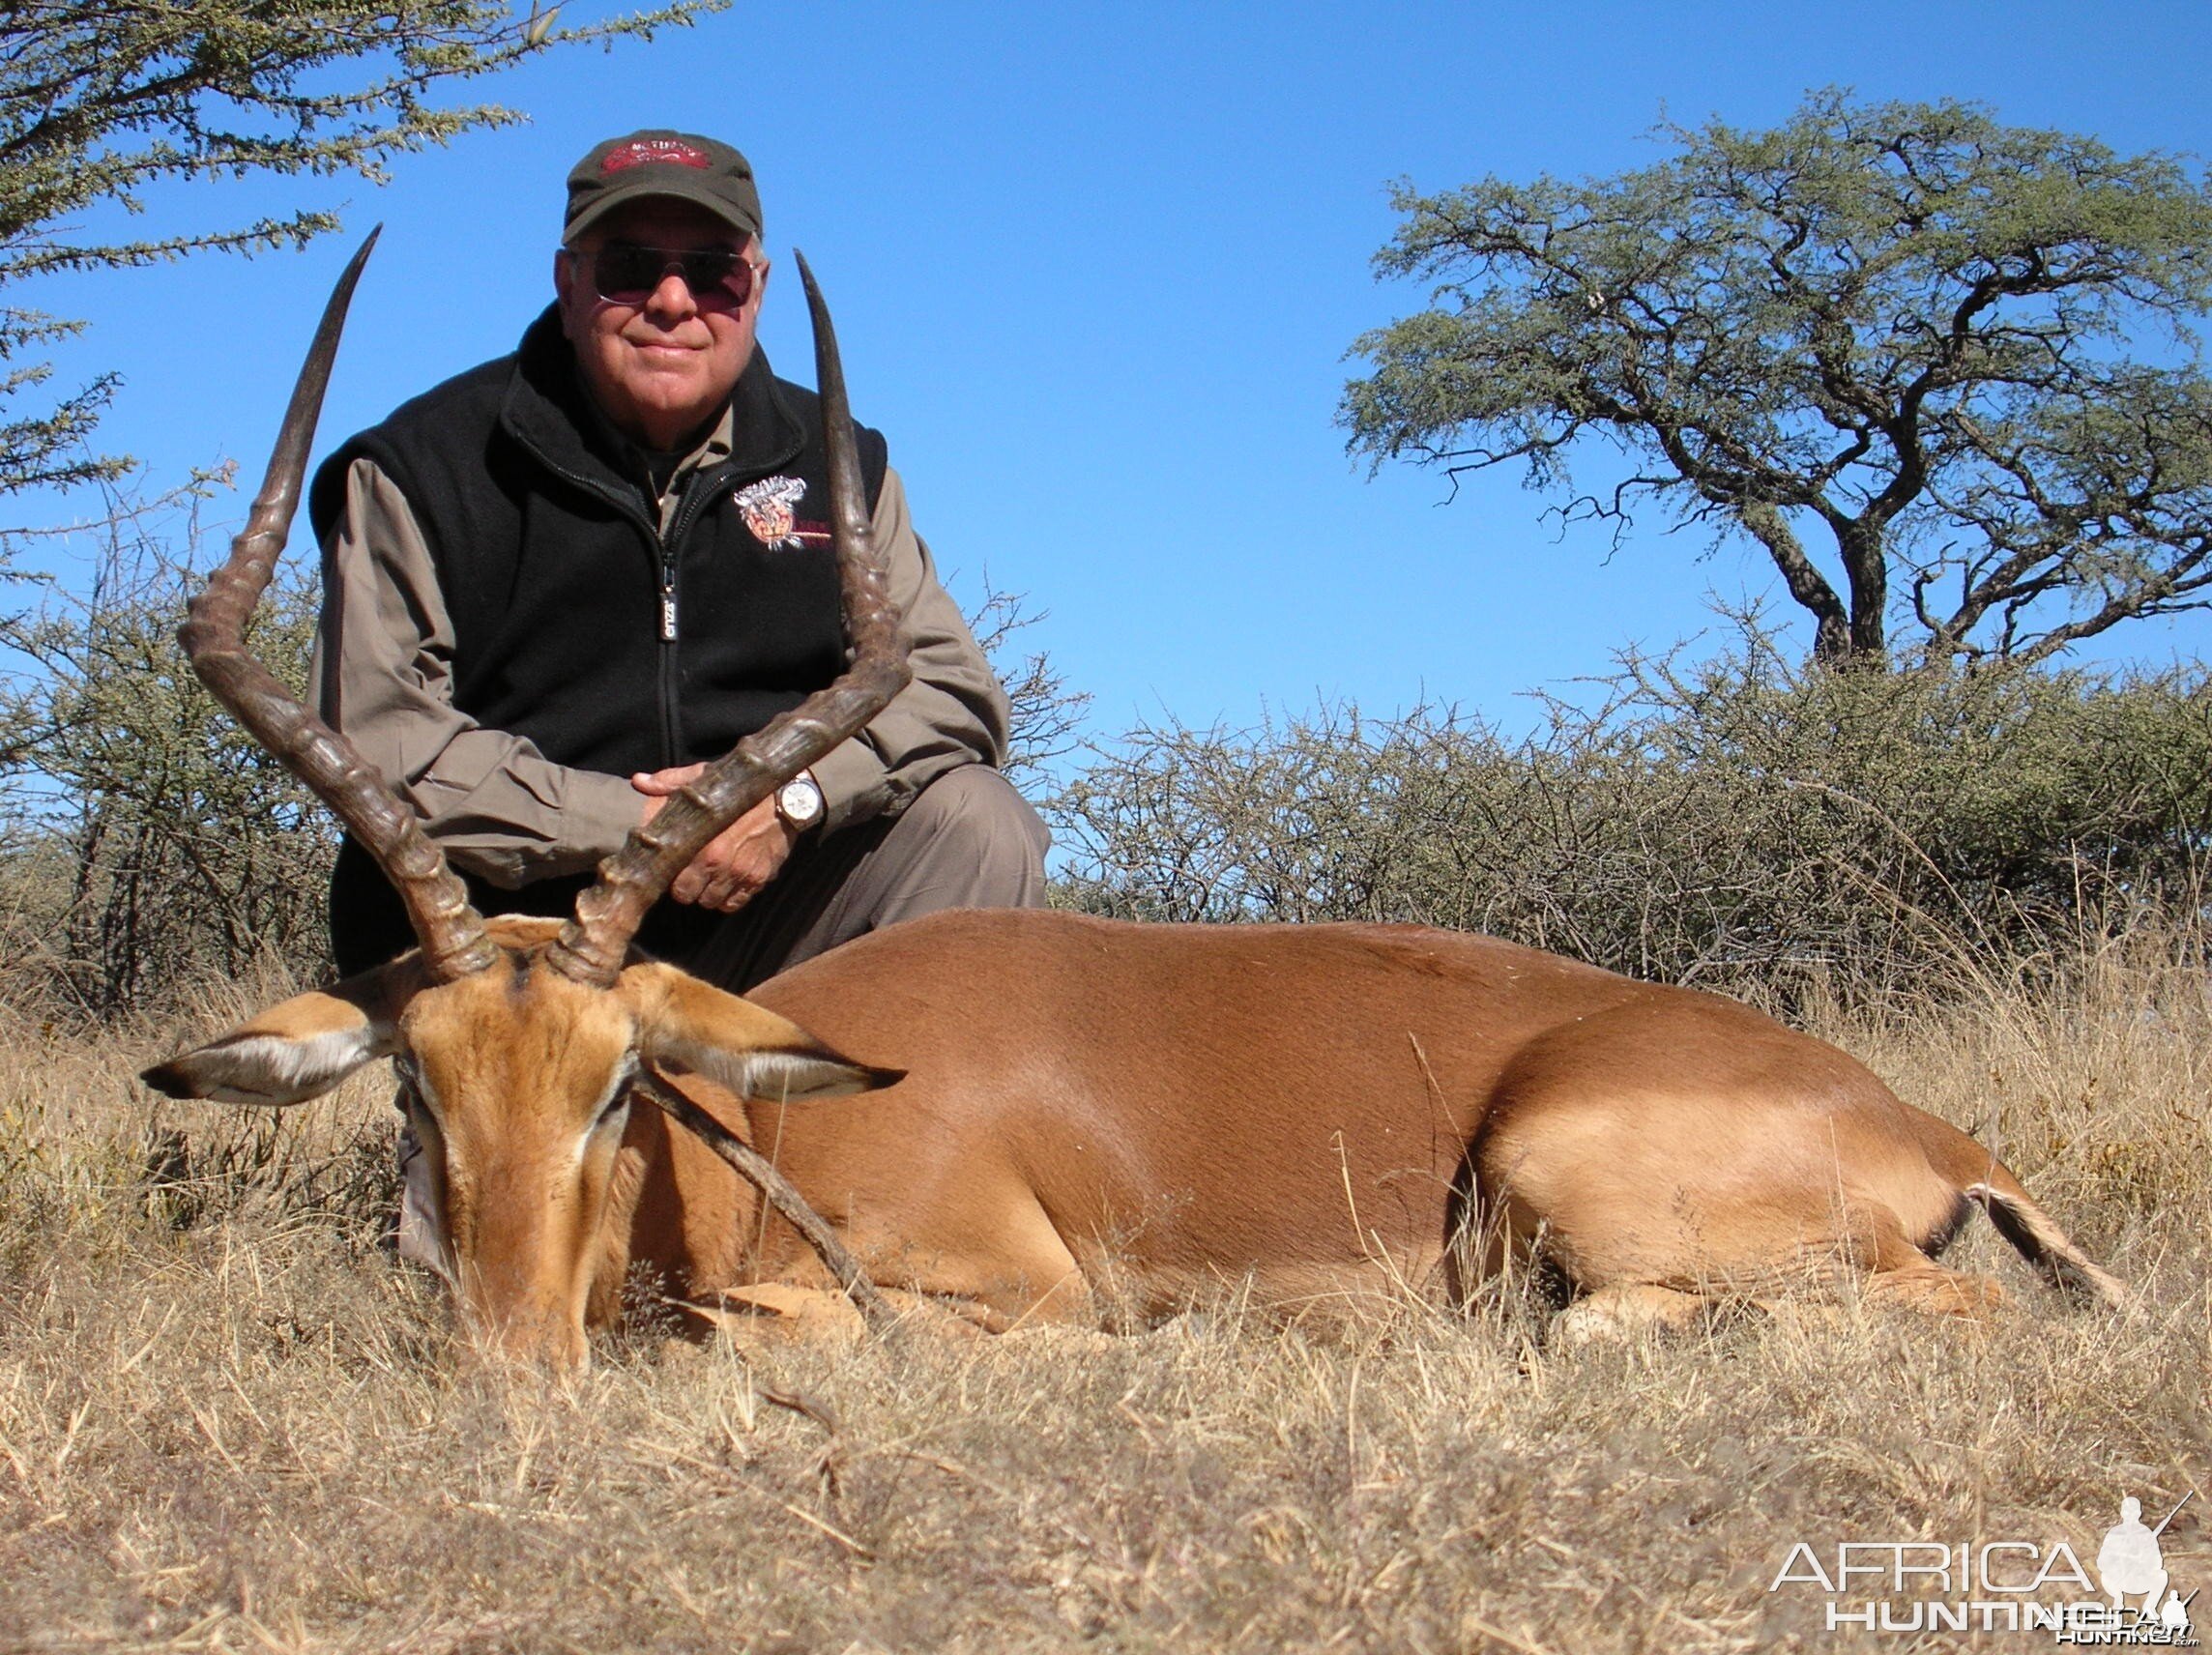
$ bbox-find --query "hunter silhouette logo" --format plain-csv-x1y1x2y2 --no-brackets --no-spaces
1768,1490,2197,1641
2100,1496,2196,1638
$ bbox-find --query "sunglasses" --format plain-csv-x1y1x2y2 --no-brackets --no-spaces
574,243,759,307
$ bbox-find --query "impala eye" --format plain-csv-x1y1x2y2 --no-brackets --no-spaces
596,1060,640,1125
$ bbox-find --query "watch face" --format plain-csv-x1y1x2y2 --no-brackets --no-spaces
777,777,824,827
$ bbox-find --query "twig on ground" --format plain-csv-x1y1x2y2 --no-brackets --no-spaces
633,1065,897,1335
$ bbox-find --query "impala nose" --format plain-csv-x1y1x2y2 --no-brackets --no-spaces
462,1301,592,1374
453,1266,592,1372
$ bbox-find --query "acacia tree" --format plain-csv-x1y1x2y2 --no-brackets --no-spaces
0,0,717,502
1342,92,2212,667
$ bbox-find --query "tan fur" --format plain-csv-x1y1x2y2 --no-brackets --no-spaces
734,912,2122,1336
1554,1284,1711,1346
146,909,2122,1367
401,944,638,1366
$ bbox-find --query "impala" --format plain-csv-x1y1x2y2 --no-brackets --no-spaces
145,240,2125,1368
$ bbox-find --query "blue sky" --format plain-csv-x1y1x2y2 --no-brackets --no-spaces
23,0,2212,751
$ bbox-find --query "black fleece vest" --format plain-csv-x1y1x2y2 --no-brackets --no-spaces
309,305,888,780
311,308,888,973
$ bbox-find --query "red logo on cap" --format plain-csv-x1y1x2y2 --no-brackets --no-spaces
601,138,710,174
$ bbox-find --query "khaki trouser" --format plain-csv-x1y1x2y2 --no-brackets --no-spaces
676,762,1050,993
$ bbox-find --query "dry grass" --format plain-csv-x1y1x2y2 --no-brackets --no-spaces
0,943,2205,1654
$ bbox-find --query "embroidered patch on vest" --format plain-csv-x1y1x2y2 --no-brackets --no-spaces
733,475,807,548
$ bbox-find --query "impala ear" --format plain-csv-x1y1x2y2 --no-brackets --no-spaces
619,962,903,1103
142,969,409,1107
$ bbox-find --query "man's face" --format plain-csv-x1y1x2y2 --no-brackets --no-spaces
555,200,767,450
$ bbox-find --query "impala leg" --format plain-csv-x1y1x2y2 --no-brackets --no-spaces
1862,1266,2007,1316
686,1281,869,1346
1469,993,2016,1323
1553,1283,1710,1346
1859,1207,2008,1318
749,1192,1097,1336
936,1264,1096,1333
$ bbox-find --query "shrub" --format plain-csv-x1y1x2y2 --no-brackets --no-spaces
1052,628,2212,1008
0,490,333,1020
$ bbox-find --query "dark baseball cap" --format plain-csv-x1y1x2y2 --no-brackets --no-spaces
564,130,762,244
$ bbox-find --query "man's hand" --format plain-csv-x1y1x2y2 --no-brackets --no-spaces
631,763,800,912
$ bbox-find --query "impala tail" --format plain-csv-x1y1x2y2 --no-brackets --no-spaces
1917,1114,2130,1310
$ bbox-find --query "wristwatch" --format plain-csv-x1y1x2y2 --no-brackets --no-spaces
774,770,825,832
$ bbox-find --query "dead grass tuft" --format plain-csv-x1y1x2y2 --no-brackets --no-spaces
0,944,2203,1652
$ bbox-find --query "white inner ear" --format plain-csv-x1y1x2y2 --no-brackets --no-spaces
186,1026,388,1106
658,1037,879,1103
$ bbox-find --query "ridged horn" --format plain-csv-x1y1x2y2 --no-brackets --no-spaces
179,229,497,984
546,251,910,988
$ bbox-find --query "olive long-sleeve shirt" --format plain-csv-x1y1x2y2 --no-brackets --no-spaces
311,450,1011,890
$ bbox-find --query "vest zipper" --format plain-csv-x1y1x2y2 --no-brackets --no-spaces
530,453,684,767
655,540,681,766
666,466,737,550
528,450,744,771
653,468,742,768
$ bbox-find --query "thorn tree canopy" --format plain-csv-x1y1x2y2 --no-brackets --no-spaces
0,0,721,504
1341,91,2212,667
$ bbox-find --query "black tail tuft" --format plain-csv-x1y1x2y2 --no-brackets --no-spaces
1966,1181,2130,1311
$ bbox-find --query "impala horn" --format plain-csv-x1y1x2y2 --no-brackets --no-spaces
546,252,911,988
179,229,498,985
